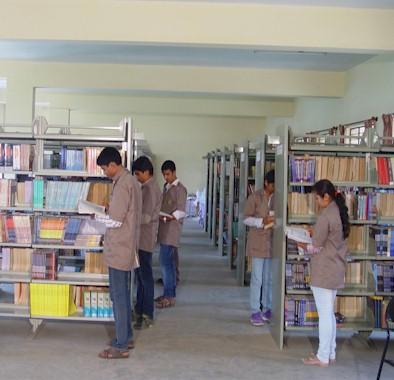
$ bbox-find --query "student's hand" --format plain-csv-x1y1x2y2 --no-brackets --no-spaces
306,226,313,237
263,215,274,225
297,242,308,250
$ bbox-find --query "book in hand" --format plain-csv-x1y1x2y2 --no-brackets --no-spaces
285,226,312,244
78,200,106,217
159,211,173,218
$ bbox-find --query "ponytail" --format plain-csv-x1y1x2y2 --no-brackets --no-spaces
312,179,350,239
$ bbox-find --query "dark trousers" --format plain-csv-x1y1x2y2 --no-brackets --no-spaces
135,250,154,319
109,267,132,351
159,244,177,298
174,247,180,284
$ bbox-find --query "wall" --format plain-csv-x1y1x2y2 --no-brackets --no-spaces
266,54,394,135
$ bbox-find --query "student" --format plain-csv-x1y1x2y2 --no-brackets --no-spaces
132,156,162,329
156,160,187,308
301,179,349,367
96,147,142,359
243,170,275,326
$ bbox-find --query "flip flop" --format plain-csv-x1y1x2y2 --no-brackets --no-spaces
98,347,129,359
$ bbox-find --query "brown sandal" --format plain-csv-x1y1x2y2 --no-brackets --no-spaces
98,347,129,359
156,297,176,309
154,295,165,302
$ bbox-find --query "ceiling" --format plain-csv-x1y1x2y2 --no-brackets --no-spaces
136,0,394,9
0,40,374,71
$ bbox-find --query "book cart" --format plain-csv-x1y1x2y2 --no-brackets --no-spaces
270,120,394,349
0,117,134,332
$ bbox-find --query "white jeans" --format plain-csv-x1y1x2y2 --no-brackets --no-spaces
250,257,272,313
311,286,337,364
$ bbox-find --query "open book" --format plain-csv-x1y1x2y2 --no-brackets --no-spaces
78,200,106,217
285,226,312,244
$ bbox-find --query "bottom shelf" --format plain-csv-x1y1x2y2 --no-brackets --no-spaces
30,311,114,322
0,303,29,318
286,322,373,332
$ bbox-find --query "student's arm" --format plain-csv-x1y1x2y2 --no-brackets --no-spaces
172,186,187,221
141,186,154,225
307,214,329,254
243,194,263,228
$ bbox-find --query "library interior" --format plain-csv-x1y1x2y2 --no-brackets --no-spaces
1,1,394,379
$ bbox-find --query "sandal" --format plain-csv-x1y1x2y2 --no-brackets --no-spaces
154,295,165,302
98,347,129,359
307,353,336,364
302,355,329,368
156,297,176,309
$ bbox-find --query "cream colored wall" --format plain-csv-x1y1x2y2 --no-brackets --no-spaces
266,55,394,135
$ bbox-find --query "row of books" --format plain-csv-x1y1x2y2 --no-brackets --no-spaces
0,179,33,208
374,228,394,257
289,156,366,183
32,251,56,280
285,262,363,290
83,290,113,318
0,144,33,171
0,248,32,272
0,283,29,305
35,216,105,246
85,252,108,274
375,156,394,185
288,191,315,216
0,214,32,244
373,263,394,293
376,192,394,218
370,297,391,329
285,296,365,327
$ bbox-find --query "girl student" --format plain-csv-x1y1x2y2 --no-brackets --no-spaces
301,179,349,367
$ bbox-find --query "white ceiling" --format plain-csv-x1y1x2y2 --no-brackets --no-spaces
135,0,394,8
0,40,374,71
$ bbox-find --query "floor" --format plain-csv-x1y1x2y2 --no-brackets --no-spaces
0,219,393,380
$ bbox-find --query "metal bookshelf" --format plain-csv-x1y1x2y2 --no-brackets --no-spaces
270,124,394,349
211,150,221,247
0,117,134,329
206,152,215,239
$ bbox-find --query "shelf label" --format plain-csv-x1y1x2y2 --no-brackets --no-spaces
256,151,261,162
122,142,128,151
277,144,283,156
241,153,245,162
4,173,16,180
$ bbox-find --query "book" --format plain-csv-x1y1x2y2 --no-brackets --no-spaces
285,226,312,244
159,211,172,218
78,200,106,217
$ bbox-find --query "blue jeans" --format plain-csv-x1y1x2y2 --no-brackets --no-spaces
109,267,132,351
250,257,272,313
159,244,176,298
135,250,154,319
311,286,337,364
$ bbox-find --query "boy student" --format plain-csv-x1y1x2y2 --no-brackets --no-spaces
96,147,142,359
132,156,162,329
156,160,187,308
243,170,275,326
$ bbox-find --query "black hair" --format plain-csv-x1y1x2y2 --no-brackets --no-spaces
132,156,154,175
161,160,176,172
312,179,350,239
264,170,275,184
97,147,122,166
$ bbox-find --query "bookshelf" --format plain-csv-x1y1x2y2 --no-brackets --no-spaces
0,117,134,330
236,139,277,286
218,149,227,255
206,152,215,239
270,124,394,349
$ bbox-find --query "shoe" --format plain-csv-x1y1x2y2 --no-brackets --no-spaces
250,312,264,326
308,353,336,364
261,309,272,322
134,314,154,330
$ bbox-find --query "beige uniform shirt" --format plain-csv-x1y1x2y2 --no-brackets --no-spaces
104,167,142,271
244,189,274,258
139,177,162,253
158,180,187,248
310,201,347,289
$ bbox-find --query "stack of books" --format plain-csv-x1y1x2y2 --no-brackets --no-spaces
288,191,316,216
32,250,56,280
375,156,394,185
345,262,363,285
373,263,394,293
14,283,29,305
285,297,318,327
0,143,32,171
85,252,108,274
370,296,390,329
35,216,67,243
335,297,364,319
83,288,113,318
0,248,32,272
289,156,316,183
0,179,33,208
285,262,310,290
374,228,394,257
347,226,366,252
0,214,32,244
33,179,44,208
376,191,394,218
43,181,91,210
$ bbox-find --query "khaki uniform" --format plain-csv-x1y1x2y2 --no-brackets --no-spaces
310,201,347,289
104,168,142,271
244,189,274,258
158,181,187,248
139,177,162,253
